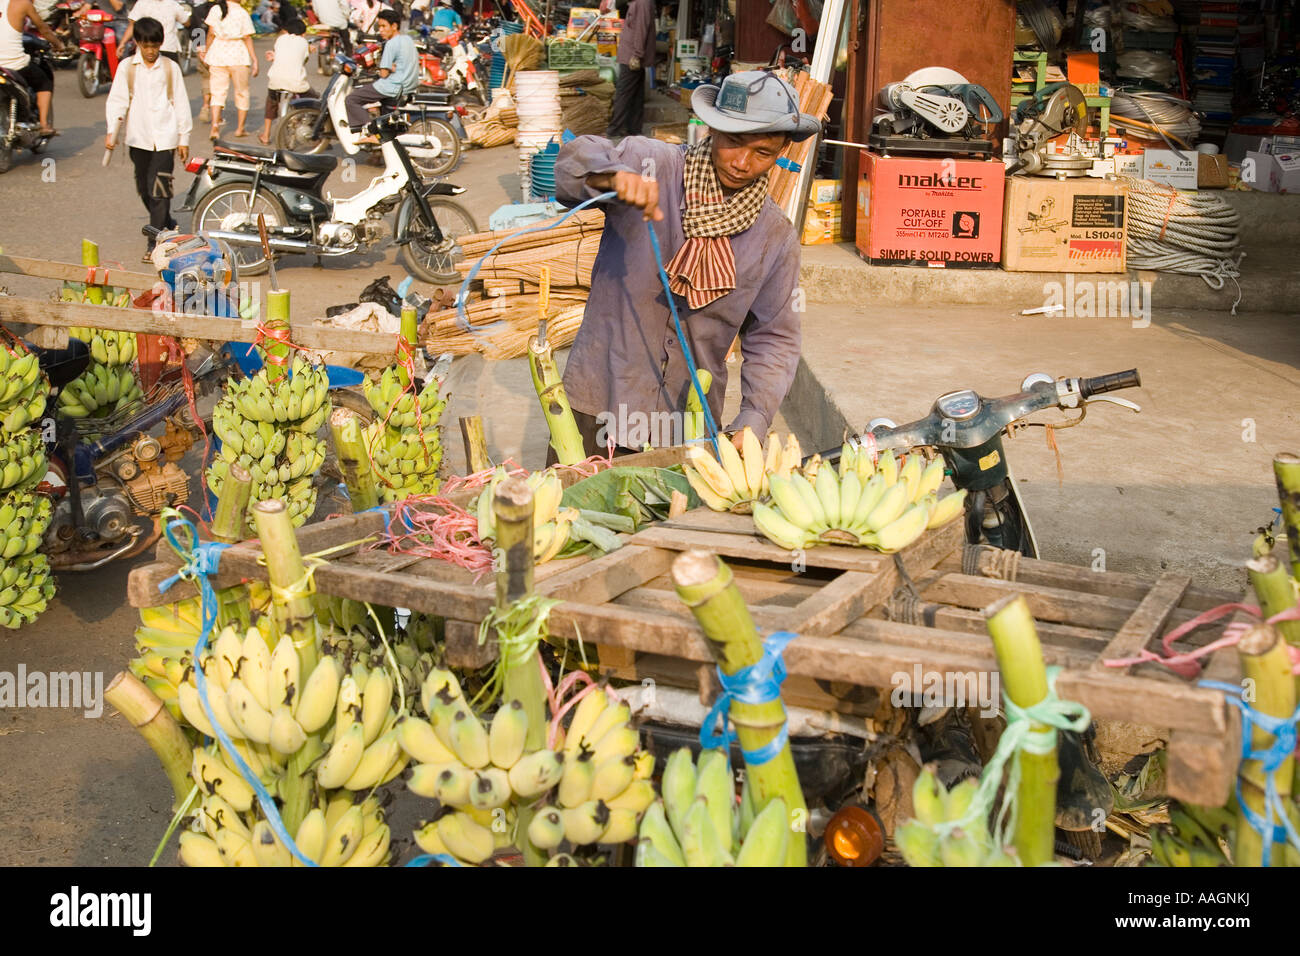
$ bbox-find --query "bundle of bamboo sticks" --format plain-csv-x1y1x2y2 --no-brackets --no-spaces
455,209,604,259
423,300,587,360
767,69,834,209
458,234,600,288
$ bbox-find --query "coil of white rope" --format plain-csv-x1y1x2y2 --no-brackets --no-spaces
1121,177,1245,313
1111,90,1203,146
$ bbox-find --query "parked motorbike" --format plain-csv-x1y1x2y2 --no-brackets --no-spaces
77,7,129,98
308,21,348,75
41,0,83,66
0,36,58,173
416,24,485,106
275,47,465,176
185,111,477,282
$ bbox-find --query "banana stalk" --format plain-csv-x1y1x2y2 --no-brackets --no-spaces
528,337,586,465
671,551,807,866
329,409,381,512
82,239,103,306
104,671,194,810
984,594,1057,867
211,462,253,543
1275,453,1300,582
460,415,491,473
683,370,713,443
262,290,292,385
1234,623,1294,867
397,306,418,390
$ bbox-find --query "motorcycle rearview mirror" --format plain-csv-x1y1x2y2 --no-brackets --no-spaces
866,417,897,432
1021,372,1054,390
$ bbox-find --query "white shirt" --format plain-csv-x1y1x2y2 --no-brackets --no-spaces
105,54,193,150
266,33,309,92
310,0,349,29
129,0,188,53
0,0,30,70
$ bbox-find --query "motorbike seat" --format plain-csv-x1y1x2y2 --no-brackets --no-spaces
215,142,338,173
409,90,452,106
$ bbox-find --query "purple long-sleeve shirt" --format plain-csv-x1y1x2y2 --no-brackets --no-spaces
555,135,802,441
617,0,656,66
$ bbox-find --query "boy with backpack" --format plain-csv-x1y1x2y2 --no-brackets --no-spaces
103,16,192,261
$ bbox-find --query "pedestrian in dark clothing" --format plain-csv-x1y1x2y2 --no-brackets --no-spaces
605,0,655,138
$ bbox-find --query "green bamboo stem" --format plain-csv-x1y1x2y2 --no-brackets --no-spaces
1234,623,1294,867
460,416,491,473
263,289,291,385
211,462,252,543
398,306,418,389
1275,453,1300,582
672,550,808,867
82,239,103,306
683,369,712,442
329,408,380,512
528,337,586,465
105,671,193,810
984,593,1058,867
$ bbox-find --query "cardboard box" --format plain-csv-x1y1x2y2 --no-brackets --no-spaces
1143,149,1198,190
1243,150,1300,193
1113,153,1144,178
1198,153,1229,188
854,152,1004,268
1002,176,1126,272
811,179,842,204
802,202,842,245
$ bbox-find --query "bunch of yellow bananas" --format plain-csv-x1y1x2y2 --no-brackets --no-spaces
226,358,330,426
753,445,967,553
635,747,791,866
407,679,655,864
58,283,132,308
0,350,49,436
684,427,802,514
1148,804,1234,867
474,466,577,564
0,428,47,492
894,767,1018,867
67,327,137,367
56,362,143,418
179,761,392,867
0,491,52,560
0,552,55,629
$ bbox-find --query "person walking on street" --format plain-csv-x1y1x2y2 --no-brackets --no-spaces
343,8,414,140
260,16,309,143
104,16,192,261
554,71,820,459
121,0,189,64
605,0,655,138
310,0,351,54
202,0,257,140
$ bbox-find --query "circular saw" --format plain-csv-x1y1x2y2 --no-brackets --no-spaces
1011,83,1091,175
874,67,1005,139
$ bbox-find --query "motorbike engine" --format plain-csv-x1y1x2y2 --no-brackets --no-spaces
44,486,134,553
318,222,359,248
113,434,191,513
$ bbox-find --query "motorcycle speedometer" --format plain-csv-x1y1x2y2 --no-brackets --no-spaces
935,389,980,421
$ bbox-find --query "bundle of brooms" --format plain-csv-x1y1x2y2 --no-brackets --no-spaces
423,296,587,360
766,69,834,209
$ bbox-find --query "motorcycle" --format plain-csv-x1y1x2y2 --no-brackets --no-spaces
41,0,83,66
185,110,477,283
275,47,465,177
0,36,58,174
176,0,194,74
308,21,348,75
416,24,485,106
76,7,129,98
816,369,1143,558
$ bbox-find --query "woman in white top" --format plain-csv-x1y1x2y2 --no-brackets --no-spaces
201,0,257,139
121,0,188,64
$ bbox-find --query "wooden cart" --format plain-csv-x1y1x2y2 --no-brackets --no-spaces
127,496,1244,807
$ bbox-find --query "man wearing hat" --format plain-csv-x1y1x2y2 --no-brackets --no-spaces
553,71,820,460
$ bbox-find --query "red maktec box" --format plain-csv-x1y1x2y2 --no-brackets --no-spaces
854,151,1005,268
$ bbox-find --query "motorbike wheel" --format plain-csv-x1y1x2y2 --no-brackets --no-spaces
317,47,333,75
192,182,290,277
400,196,477,284
275,107,329,154
474,83,487,108
77,52,99,98
406,117,461,178
0,96,13,174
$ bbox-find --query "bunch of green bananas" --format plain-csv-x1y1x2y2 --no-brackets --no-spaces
212,399,288,460
0,428,47,491
226,358,329,426
209,454,318,528
752,445,967,553
58,283,132,307
408,679,655,864
179,756,392,867
366,420,444,501
684,428,802,514
894,767,1018,867
474,466,577,564
363,365,445,431
1148,803,1235,867
635,747,791,867
0,381,48,435
0,349,45,403
56,361,143,418
0,491,52,560
67,327,138,367
0,553,55,629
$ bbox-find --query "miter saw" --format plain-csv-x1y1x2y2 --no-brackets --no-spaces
1009,83,1093,176
870,67,1005,156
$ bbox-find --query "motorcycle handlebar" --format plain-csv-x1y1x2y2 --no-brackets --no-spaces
1080,368,1141,399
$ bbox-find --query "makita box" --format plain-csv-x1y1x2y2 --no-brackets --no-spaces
854,152,1004,268
1002,176,1127,273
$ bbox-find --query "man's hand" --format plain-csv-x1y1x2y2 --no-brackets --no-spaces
264,49,274,61
588,169,663,222
104,133,115,151
251,59,259,76
629,55,641,70
177,144,189,162
727,431,745,453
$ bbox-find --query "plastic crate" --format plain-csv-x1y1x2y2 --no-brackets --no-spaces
547,39,598,71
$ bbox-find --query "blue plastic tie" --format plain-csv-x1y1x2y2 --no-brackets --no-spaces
406,853,465,867
700,630,797,765
1200,679,1300,866
157,513,319,867
775,157,802,173
361,504,392,536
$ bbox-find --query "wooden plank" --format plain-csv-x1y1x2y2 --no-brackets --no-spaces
537,545,674,604
834,616,1097,672
445,619,496,670
0,255,158,289
0,298,399,354
1092,572,1192,673
922,572,1136,631
901,604,1115,654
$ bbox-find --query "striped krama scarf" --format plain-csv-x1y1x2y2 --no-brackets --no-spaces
665,138,769,309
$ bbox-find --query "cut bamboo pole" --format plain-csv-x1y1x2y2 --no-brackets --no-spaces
105,671,194,809
329,408,380,512
1275,453,1300,581
210,462,252,543
672,550,808,867
984,593,1058,867
1234,623,1294,867
460,416,491,473
528,336,586,465
263,289,292,384
82,239,103,306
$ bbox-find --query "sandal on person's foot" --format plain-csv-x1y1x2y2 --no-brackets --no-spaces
233,130,248,138
257,135,270,145
38,127,58,137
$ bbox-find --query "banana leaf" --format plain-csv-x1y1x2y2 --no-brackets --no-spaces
560,466,698,530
